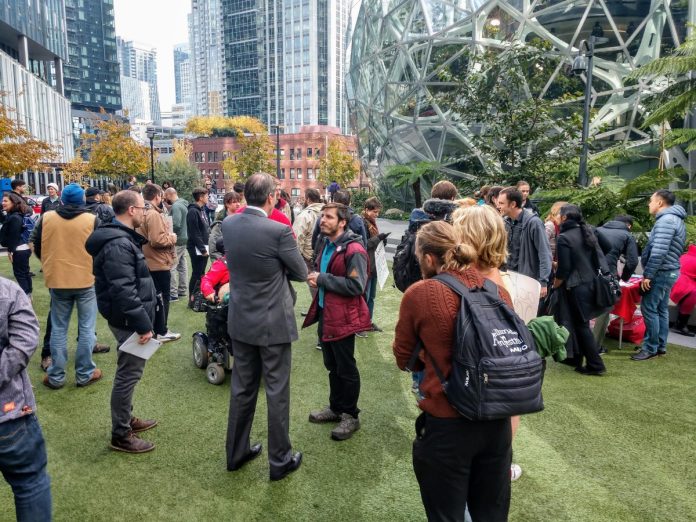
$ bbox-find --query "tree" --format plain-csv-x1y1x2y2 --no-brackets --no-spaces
186,115,267,137
83,112,149,181
155,139,201,199
386,162,440,209
62,157,90,184
0,99,57,176
317,139,359,189
222,133,275,181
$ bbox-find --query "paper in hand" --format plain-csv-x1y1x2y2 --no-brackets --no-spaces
118,332,162,360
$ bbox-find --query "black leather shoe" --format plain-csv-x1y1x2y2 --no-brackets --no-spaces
227,443,263,471
270,451,302,481
574,366,606,376
631,351,656,361
656,349,667,356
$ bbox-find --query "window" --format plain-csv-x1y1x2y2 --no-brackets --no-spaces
290,168,295,179
291,188,300,198
280,149,285,157
207,151,213,162
307,148,312,157
279,168,285,179
289,149,295,160
213,152,219,162
316,168,320,180
316,148,321,157
194,152,204,162
307,168,314,179
297,168,302,179
296,148,302,160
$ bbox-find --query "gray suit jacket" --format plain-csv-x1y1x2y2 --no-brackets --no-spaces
222,207,307,346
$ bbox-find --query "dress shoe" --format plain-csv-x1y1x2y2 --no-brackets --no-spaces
270,451,302,481
228,443,263,471
574,366,606,376
92,343,111,353
130,417,158,433
77,368,103,387
631,351,656,361
110,431,155,453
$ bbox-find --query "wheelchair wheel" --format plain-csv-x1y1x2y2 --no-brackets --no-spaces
192,333,209,369
206,363,225,385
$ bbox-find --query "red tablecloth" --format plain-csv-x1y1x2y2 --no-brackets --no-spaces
611,276,643,323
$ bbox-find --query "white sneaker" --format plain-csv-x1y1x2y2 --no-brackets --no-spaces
511,463,522,482
157,331,181,343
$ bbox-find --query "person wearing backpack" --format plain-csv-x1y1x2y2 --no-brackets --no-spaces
0,191,33,296
393,220,519,521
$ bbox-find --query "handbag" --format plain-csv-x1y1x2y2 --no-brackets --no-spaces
593,244,621,309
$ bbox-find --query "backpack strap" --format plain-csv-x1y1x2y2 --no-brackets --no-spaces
405,338,448,385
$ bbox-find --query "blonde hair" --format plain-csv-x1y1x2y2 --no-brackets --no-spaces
101,192,112,206
415,221,476,273
545,201,567,223
454,197,477,209
451,205,508,269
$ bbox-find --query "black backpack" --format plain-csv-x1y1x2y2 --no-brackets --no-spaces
408,273,545,420
392,229,423,292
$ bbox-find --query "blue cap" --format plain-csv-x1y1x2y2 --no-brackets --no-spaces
60,183,85,206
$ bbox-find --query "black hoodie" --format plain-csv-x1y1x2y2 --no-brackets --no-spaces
85,221,156,334
85,198,115,224
186,202,210,252
33,205,99,260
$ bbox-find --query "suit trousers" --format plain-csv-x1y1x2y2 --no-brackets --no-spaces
413,413,512,522
226,339,293,473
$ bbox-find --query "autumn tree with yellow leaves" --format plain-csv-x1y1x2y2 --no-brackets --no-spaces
0,99,57,177
317,139,359,189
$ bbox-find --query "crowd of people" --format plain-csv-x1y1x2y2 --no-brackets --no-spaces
0,171,692,521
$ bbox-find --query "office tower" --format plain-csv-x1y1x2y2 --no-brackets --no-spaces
63,0,122,113
173,42,190,105
117,37,161,123
189,0,225,116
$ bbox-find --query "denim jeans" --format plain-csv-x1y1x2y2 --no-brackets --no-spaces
0,415,52,521
641,270,679,354
47,287,97,386
170,245,188,298
365,274,377,320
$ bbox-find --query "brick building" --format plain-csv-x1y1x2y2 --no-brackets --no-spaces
190,125,360,201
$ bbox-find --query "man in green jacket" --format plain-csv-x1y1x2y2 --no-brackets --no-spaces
164,187,189,301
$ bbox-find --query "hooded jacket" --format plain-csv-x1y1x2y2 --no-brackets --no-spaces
641,205,687,280
137,201,177,271
670,244,696,305
170,197,188,246
85,221,156,334
85,198,115,224
504,209,552,285
0,211,25,252
293,202,323,260
596,220,639,281
303,229,372,341
186,202,210,253
0,276,39,425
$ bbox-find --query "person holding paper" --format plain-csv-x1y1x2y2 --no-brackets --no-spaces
186,187,210,309
86,190,159,454
361,196,390,331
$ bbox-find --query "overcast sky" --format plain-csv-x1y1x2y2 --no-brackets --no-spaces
113,0,190,112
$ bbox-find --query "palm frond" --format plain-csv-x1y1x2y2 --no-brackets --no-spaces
643,88,696,127
664,128,696,149
631,56,696,78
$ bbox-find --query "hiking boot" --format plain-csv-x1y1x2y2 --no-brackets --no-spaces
40,356,51,372
92,343,111,354
110,431,155,454
77,368,103,387
130,417,158,433
42,375,63,390
309,407,341,424
331,413,360,441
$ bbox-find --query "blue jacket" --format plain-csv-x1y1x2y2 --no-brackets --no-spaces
641,205,686,279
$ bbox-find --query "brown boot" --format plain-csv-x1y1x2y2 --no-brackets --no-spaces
92,343,111,353
76,368,103,388
130,417,158,433
110,431,155,453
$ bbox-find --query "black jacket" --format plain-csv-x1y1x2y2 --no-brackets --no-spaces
85,221,156,334
0,211,24,252
186,203,210,252
41,197,61,214
522,199,540,216
33,205,98,260
596,220,639,281
85,198,115,224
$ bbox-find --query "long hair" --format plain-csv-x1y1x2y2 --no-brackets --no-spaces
416,220,476,273
4,191,29,215
545,201,567,223
451,204,508,269
560,204,598,250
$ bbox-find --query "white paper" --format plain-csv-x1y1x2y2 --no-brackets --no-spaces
375,241,390,290
503,271,541,325
118,332,162,360
195,245,208,256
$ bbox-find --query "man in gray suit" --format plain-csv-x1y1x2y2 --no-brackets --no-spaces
222,172,307,481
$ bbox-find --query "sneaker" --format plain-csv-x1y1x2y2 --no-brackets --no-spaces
370,323,383,332
110,431,155,453
411,381,420,394
42,375,63,390
77,368,103,387
355,331,368,338
316,344,323,351
309,407,341,424
40,356,51,372
511,463,522,481
157,331,181,342
331,413,361,441
130,417,158,433
92,343,111,354
169,295,179,302
598,346,608,355
631,351,656,361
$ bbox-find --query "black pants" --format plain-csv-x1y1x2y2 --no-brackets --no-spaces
187,247,208,299
109,326,148,439
568,289,605,372
318,312,360,418
11,249,32,296
413,413,512,522
150,270,171,333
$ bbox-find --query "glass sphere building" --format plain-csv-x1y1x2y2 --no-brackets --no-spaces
347,0,693,179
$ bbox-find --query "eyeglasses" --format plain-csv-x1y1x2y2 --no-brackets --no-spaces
130,205,146,211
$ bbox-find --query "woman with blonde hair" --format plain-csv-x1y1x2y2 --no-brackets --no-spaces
393,219,513,521
544,201,567,268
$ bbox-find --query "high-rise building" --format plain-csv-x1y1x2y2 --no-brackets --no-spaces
63,0,122,113
173,42,190,105
189,0,225,116
116,37,161,123
0,0,74,183
221,0,352,133
119,75,152,123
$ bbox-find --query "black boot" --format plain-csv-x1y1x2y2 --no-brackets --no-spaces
672,314,695,337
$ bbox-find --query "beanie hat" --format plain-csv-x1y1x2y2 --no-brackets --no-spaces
85,187,101,198
47,182,59,192
61,183,85,206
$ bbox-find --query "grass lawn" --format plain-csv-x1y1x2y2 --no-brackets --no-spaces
1,255,695,521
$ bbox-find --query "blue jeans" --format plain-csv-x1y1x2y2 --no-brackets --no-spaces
365,274,378,319
48,287,97,386
641,270,679,354
0,415,52,521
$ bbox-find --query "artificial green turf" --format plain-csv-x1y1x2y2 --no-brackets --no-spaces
1,256,695,521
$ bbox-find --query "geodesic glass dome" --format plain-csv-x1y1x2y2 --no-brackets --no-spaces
347,0,692,179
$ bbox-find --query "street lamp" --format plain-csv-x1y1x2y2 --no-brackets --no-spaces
573,35,608,187
271,124,284,179
146,128,156,184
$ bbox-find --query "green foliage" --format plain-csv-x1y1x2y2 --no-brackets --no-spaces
386,162,441,208
317,140,359,188
155,156,201,200
349,188,373,213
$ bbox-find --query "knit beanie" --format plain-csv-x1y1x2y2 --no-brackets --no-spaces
61,183,85,206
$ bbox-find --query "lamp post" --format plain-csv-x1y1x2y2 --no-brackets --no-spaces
271,124,284,179
146,128,156,184
573,36,608,187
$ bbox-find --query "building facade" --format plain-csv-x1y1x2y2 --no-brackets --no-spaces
189,0,225,116
63,0,122,113
117,37,161,124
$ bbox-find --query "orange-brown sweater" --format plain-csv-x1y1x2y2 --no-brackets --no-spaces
393,268,512,418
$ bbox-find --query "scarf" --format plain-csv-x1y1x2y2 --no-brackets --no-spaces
362,210,379,238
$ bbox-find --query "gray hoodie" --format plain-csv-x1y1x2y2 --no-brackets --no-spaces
0,276,39,425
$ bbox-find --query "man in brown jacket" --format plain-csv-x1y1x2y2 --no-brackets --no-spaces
138,184,180,342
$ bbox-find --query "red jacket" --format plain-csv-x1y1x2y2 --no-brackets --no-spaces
671,244,696,304
201,258,229,297
303,231,372,341
236,206,294,236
